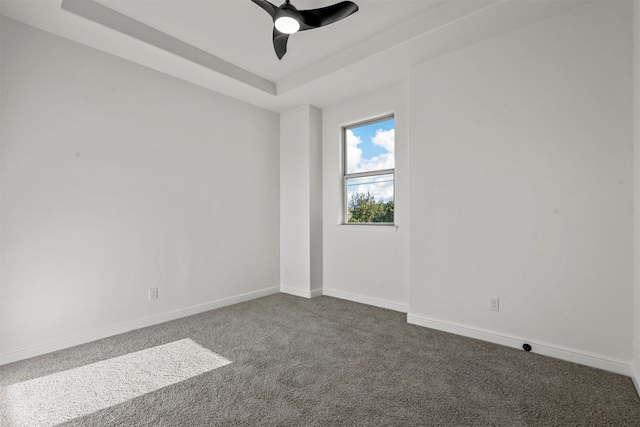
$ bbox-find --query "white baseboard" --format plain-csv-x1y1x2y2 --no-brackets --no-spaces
631,361,640,398
323,288,408,313
0,286,280,365
280,285,322,299
407,313,632,377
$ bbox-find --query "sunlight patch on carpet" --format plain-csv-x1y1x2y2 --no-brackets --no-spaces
3,338,231,427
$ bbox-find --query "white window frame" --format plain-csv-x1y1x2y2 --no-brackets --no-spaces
342,114,395,226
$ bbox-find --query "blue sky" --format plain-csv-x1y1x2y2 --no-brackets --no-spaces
346,117,394,174
345,117,395,202
351,117,394,163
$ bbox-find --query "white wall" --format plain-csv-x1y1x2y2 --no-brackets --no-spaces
322,85,409,312
0,18,280,363
280,105,322,298
309,107,323,294
408,1,634,374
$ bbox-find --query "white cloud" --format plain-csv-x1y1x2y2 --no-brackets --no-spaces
372,128,394,154
348,128,395,173
358,153,394,172
347,175,394,203
346,129,362,174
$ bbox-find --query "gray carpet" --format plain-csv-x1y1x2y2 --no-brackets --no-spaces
2,293,639,426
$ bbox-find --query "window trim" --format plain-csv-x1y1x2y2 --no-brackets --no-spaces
342,114,396,226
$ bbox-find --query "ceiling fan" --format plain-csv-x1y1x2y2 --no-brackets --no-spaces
251,0,359,60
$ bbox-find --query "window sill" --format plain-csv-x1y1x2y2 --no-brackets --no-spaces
337,224,398,233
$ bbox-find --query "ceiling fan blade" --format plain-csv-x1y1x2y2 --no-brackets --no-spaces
251,0,359,59
251,0,278,19
297,1,358,30
273,28,290,60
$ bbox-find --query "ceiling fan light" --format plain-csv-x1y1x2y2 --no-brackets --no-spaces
275,16,300,34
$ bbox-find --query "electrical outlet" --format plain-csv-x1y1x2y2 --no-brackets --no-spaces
149,287,158,300
489,297,499,311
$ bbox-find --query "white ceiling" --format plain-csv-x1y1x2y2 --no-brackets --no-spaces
0,0,586,112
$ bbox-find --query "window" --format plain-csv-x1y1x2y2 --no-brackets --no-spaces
343,115,395,224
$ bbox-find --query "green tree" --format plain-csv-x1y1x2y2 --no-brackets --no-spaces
348,192,394,223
